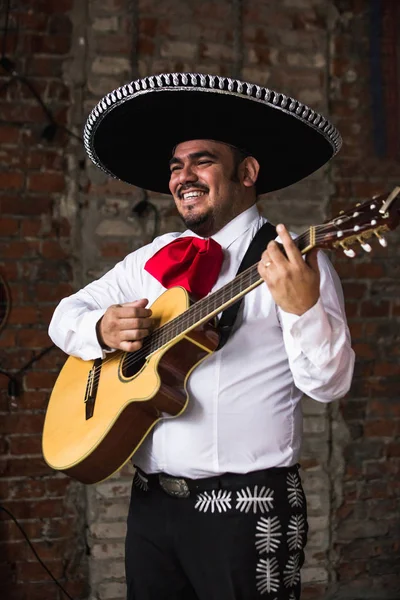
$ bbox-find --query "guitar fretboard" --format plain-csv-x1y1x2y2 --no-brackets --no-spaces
137,227,313,357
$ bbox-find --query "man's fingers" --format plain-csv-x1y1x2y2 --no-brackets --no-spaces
117,317,153,331
120,328,150,342
120,340,145,352
306,248,320,272
266,240,285,266
111,305,152,319
275,224,303,266
123,299,149,308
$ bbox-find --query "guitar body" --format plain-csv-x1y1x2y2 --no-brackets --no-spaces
42,287,219,484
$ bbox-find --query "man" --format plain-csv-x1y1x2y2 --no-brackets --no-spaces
49,73,354,600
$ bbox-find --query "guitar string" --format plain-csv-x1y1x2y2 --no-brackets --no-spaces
110,215,376,363
87,216,381,388
86,212,383,388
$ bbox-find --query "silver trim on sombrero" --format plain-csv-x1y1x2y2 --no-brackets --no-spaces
84,72,342,181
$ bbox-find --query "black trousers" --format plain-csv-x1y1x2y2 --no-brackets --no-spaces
125,465,308,600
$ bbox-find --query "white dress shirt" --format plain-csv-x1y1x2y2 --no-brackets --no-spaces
49,205,355,478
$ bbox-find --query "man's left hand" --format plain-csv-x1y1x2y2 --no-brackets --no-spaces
257,223,320,316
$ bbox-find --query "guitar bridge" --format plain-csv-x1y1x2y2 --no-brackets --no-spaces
84,358,102,420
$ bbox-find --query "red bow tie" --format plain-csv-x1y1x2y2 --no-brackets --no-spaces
144,236,224,299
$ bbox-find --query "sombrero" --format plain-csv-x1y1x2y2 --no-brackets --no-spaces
84,72,341,195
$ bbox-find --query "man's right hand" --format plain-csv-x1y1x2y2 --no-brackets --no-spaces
97,299,152,352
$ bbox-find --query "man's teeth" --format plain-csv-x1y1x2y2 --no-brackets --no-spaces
182,191,206,199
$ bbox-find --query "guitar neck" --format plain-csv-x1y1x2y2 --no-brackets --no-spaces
143,227,314,355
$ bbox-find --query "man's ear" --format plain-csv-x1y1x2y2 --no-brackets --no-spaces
242,156,260,188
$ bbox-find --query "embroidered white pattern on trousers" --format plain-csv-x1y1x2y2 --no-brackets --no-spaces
194,489,232,513
255,556,280,594
287,514,306,551
236,485,274,514
283,553,301,588
133,469,149,491
287,472,304,507
255,516,282,553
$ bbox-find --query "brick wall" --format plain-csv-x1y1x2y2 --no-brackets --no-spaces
1,1,399,599
329,3,400,598
0,1,88,599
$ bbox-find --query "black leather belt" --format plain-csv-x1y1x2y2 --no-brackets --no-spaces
134,464,299,499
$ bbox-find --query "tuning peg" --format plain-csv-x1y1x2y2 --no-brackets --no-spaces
374,232,388,247
340,242,356,258
357,238,372,252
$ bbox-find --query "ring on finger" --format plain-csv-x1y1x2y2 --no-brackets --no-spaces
262,260,271,268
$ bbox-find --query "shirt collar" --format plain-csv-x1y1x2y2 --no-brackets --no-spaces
180,204,260,250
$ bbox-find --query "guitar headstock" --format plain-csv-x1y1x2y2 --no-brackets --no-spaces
314,186,400,257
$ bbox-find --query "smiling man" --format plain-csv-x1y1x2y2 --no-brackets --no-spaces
49,73,354,600
169,140,259,237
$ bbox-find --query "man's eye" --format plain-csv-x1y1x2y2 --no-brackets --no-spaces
198,160,212,166
170,165,182,172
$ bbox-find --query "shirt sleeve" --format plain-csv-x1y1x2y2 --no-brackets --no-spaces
48,252,143,361
277,251,355,402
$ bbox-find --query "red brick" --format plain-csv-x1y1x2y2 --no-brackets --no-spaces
31,0,73,12
41,240,67,259
387,442,400,458
0,103,46,124
2,498,72,522
360,301,391,318
24,371,58,390
20,219,44,237
15,12,49,30
24,56,65,78
0,457,49,477
0,195,53,216
27,149,66,171
2,240,41,259
7,582,59,600
34,282,73,302
100,241,131,258
368,398,400,419
0,126,20,143
16,329,52,347
92,32,131,54
16,558,64,582
364,420,397,437
353,343,375,359
23,33,72,55
0,172,25,191
372,362,400,377
8,435,43,456
0,329,17,348
0,414,45,436
0,218,20,236
0,517,45,540
27,173,66,193
0,540,27,562
45,477,72,497
8,306,38,325
13,390,49,411
0,261,18,280
139,17,158,37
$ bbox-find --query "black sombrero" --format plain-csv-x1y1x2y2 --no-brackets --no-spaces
84,72,341,195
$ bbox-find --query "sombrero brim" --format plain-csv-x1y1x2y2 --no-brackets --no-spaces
84,73,341,195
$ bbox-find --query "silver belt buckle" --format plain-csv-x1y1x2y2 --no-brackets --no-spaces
159,474,190,498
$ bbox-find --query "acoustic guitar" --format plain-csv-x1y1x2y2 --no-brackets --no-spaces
42,188,400,484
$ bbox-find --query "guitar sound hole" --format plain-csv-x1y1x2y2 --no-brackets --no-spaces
121,351,147,378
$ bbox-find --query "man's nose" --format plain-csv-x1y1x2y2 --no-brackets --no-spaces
177,163,197,185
